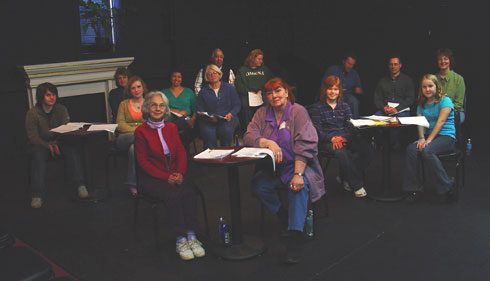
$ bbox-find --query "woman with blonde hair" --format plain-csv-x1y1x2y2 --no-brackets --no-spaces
403,74,456,203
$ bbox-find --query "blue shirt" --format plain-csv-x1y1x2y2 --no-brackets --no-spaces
417,96,455,139
321,65,362,96
309,101,353,142
196,82,241,117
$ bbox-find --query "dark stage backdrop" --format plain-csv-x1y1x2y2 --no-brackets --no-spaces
1,0,489,167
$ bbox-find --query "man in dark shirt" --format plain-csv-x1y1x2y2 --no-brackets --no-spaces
374,56,414,116
320,53,363,118
108,67,130,123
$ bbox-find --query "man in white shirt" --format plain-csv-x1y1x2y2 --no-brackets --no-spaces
194,48,235,95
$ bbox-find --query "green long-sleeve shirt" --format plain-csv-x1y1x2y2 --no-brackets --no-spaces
436,70,465,112
235,65,273,96
25,103,70,148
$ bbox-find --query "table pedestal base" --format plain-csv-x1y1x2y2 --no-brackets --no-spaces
212,235,265,260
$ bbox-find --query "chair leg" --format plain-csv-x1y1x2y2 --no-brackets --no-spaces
323,194,329,217
194,187,210,237
260,203,265,236
133,197,140,228
151,204,160,250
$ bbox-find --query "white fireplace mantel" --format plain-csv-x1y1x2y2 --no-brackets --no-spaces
21,57,134,123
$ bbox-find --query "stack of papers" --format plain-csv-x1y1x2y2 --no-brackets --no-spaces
193,148,234,159
349,119,377,127
50,122,90,133
232,147,275,171
87,124,118,133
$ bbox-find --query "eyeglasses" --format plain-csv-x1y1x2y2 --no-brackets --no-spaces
206,71,219,76
150,103,166,109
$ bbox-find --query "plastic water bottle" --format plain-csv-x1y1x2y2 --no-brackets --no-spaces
305,210,314,237
218,217,231,246
466,139,472,155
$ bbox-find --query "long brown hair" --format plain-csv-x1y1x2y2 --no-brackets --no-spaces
125,76,148,98
320,75,343,103
243,49,264,68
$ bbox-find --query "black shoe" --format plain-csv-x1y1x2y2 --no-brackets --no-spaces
404,191,421,203
284,231,303,264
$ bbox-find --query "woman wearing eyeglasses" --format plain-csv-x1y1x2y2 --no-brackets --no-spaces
134,91,205,260
196,64,241,149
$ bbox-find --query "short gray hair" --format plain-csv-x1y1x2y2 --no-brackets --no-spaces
204,64,223,82
211,48,224,59
142,91,171,120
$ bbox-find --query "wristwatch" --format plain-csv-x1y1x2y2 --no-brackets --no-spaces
294,172,304,176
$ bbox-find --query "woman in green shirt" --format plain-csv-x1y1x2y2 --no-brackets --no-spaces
162,71,196,150
435,48,466,123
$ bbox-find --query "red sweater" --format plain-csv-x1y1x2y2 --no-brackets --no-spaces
134,122,187,180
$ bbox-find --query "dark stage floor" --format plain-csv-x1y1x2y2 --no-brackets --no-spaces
1,137,490,281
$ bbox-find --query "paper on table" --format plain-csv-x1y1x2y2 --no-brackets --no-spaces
87,124,118,133
171,111,183,118
349,119,378,127
361,115,395,122
193,148,234,159
387,102,399,108
398,116,430,128
50,122,87,133
232,147,275,171
248,91,264,107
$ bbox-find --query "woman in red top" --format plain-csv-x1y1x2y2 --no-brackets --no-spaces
134,91,205,261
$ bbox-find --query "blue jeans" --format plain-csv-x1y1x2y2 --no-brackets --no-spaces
116,133,136,186
29,143,85,198
199,116,239,149
343,93,359,118
251,171,309,232
402,135,455,195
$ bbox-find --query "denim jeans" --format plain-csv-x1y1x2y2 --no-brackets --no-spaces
199,116,239,149
320,135,374,191
251,171,309,232
343,93,359,118
116,132,136,186
402,135,455,194
29,143,85,198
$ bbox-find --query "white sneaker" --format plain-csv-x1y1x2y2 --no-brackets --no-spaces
176,240,194,260
187,239,205,258
336,176,351,191
31,197,42,208
354,187,367,198
78,185,89,199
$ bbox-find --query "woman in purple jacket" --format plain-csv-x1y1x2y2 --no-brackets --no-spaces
243,77,324,264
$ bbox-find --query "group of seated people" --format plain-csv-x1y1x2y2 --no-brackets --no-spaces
25,47,463,263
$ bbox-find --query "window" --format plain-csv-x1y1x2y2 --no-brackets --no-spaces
79,0,120,49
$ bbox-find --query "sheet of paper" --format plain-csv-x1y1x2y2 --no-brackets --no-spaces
87,124,118,133
171,111,183,118
388,107,410,115
398,116,430,128
197,111,227,120
50,123,85,133
248,91,264,107
193,148,234,159
349,119,378,127
361,115,395,122
387,102,400,108
232,147,275,171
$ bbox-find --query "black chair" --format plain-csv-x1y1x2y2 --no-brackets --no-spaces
133,156,210,250
0,246,53,281
421,112,465,199
105,139,128,195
